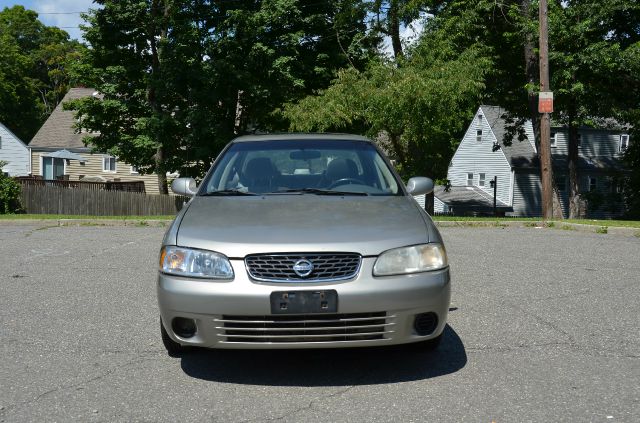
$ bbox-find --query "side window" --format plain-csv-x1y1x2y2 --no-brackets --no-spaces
476,130,482,143
550,132,556,147
478,173,486,187
467,173,474,186
620,134,629,152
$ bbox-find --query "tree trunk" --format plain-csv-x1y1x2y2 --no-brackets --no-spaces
148,0,170,195
567,105,580,218
389,1,403,59
388,132,408,171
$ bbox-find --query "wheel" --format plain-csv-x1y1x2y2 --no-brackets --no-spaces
328,178,366,189
160,317,185,356
409,333,443,352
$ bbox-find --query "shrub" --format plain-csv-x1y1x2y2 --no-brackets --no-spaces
0,162,23,214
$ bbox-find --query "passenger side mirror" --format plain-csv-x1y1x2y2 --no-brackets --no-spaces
406,177,434,196
171,177,198,197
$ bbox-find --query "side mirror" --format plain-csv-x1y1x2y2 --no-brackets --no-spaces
406,177,434,196
171,177,198,197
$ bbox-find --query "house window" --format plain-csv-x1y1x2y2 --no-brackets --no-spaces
620,134,629,152
0,136,2,149
103,156,117,172
550,132,557,147
42,157,65,180
576,133,582,146
467,172,474,186
478,114,483,125
476,130,482,143
130,166,139,174
555,175,566,192
589,176,597,192
479,173,486,187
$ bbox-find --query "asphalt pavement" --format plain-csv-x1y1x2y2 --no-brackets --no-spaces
0,224,638,422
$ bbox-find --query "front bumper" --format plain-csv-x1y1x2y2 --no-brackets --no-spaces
157,258,451,349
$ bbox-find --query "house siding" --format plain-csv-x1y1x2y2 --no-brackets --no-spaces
434,196,445,213
30,150,165,194
511,170,542,217
550,129,626,158
448,109,513,205
0,124,30,176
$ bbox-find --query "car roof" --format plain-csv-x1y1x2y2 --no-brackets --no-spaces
230,133,373,143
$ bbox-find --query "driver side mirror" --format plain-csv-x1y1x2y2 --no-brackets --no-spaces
406,177,434,196
171,177,198,197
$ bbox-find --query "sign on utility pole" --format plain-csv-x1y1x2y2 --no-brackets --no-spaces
539,0,554,220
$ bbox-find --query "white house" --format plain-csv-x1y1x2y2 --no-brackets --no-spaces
0,122,30,176
436,105,630,218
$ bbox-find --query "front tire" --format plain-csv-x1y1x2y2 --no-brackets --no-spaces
160,317,185,356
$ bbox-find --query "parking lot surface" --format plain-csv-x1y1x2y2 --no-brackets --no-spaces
1,224,638,422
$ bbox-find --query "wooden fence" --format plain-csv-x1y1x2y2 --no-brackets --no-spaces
20,184,188,216
15,177,146,192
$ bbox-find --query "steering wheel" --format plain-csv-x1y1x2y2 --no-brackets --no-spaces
328,178,366,189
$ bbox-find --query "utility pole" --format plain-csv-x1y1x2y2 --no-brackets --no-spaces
539,0,554,220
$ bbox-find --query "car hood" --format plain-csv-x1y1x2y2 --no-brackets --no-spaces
175,195,431,257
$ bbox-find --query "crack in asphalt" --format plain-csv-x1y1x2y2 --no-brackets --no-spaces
0,351,161,417
234,385,357,423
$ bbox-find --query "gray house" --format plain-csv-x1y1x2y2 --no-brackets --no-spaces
436,105,630,218
0,123,30,176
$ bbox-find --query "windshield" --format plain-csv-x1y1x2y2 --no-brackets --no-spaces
200,139,402,196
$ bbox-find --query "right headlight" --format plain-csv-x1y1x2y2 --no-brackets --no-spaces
159,246,234,279
373,243,448,276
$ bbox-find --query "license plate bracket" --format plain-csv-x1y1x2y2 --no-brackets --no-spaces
270,290,338,314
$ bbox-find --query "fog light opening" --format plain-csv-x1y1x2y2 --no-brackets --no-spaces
414,312,438,336
171,317,197,338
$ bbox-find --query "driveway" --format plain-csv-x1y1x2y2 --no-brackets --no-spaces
0,224,638,422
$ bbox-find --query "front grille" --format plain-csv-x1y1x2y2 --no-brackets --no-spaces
216,312,394,343
245,253,361,282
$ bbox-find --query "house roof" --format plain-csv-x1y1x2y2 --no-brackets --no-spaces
434,185,512,212
29,87,97,150
479,105,626,172
480,105,537,166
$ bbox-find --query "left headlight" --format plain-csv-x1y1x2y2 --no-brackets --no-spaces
160,246,234,279
373,243,448,276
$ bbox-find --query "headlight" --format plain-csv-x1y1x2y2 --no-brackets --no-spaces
373,244,448,276
160,246,234,279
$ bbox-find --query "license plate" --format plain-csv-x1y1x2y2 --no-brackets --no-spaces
270,290,338,314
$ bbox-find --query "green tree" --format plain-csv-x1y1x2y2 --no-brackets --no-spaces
68,0,371,193
0,6,85,141
284,34,491,179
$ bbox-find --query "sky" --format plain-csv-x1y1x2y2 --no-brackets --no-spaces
0,0,424,50
0,0,93,41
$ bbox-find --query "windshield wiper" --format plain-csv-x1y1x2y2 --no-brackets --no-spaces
200,189,258,196
269,188,368,196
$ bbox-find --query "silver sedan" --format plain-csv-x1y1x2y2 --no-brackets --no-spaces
158,134,451,354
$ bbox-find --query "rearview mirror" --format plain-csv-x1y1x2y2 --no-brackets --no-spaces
406,177,434,196
171,177,197,197
290,150,321,160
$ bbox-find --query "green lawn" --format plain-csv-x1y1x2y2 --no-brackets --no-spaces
432,216,640,228
2,214,639,228
0,214,176,220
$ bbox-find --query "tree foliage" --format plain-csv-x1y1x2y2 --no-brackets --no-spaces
284,34,491,178
68,0,372,193
0,161,22,214
0,6,85,142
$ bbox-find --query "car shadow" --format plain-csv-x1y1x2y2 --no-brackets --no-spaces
180,324,466,386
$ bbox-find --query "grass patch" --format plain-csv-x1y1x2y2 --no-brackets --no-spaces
595,226,608,234
433,216,640,228
560,224,574,231
0,214,175,220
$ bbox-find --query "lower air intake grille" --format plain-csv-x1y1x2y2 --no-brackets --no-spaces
216,312,394,343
